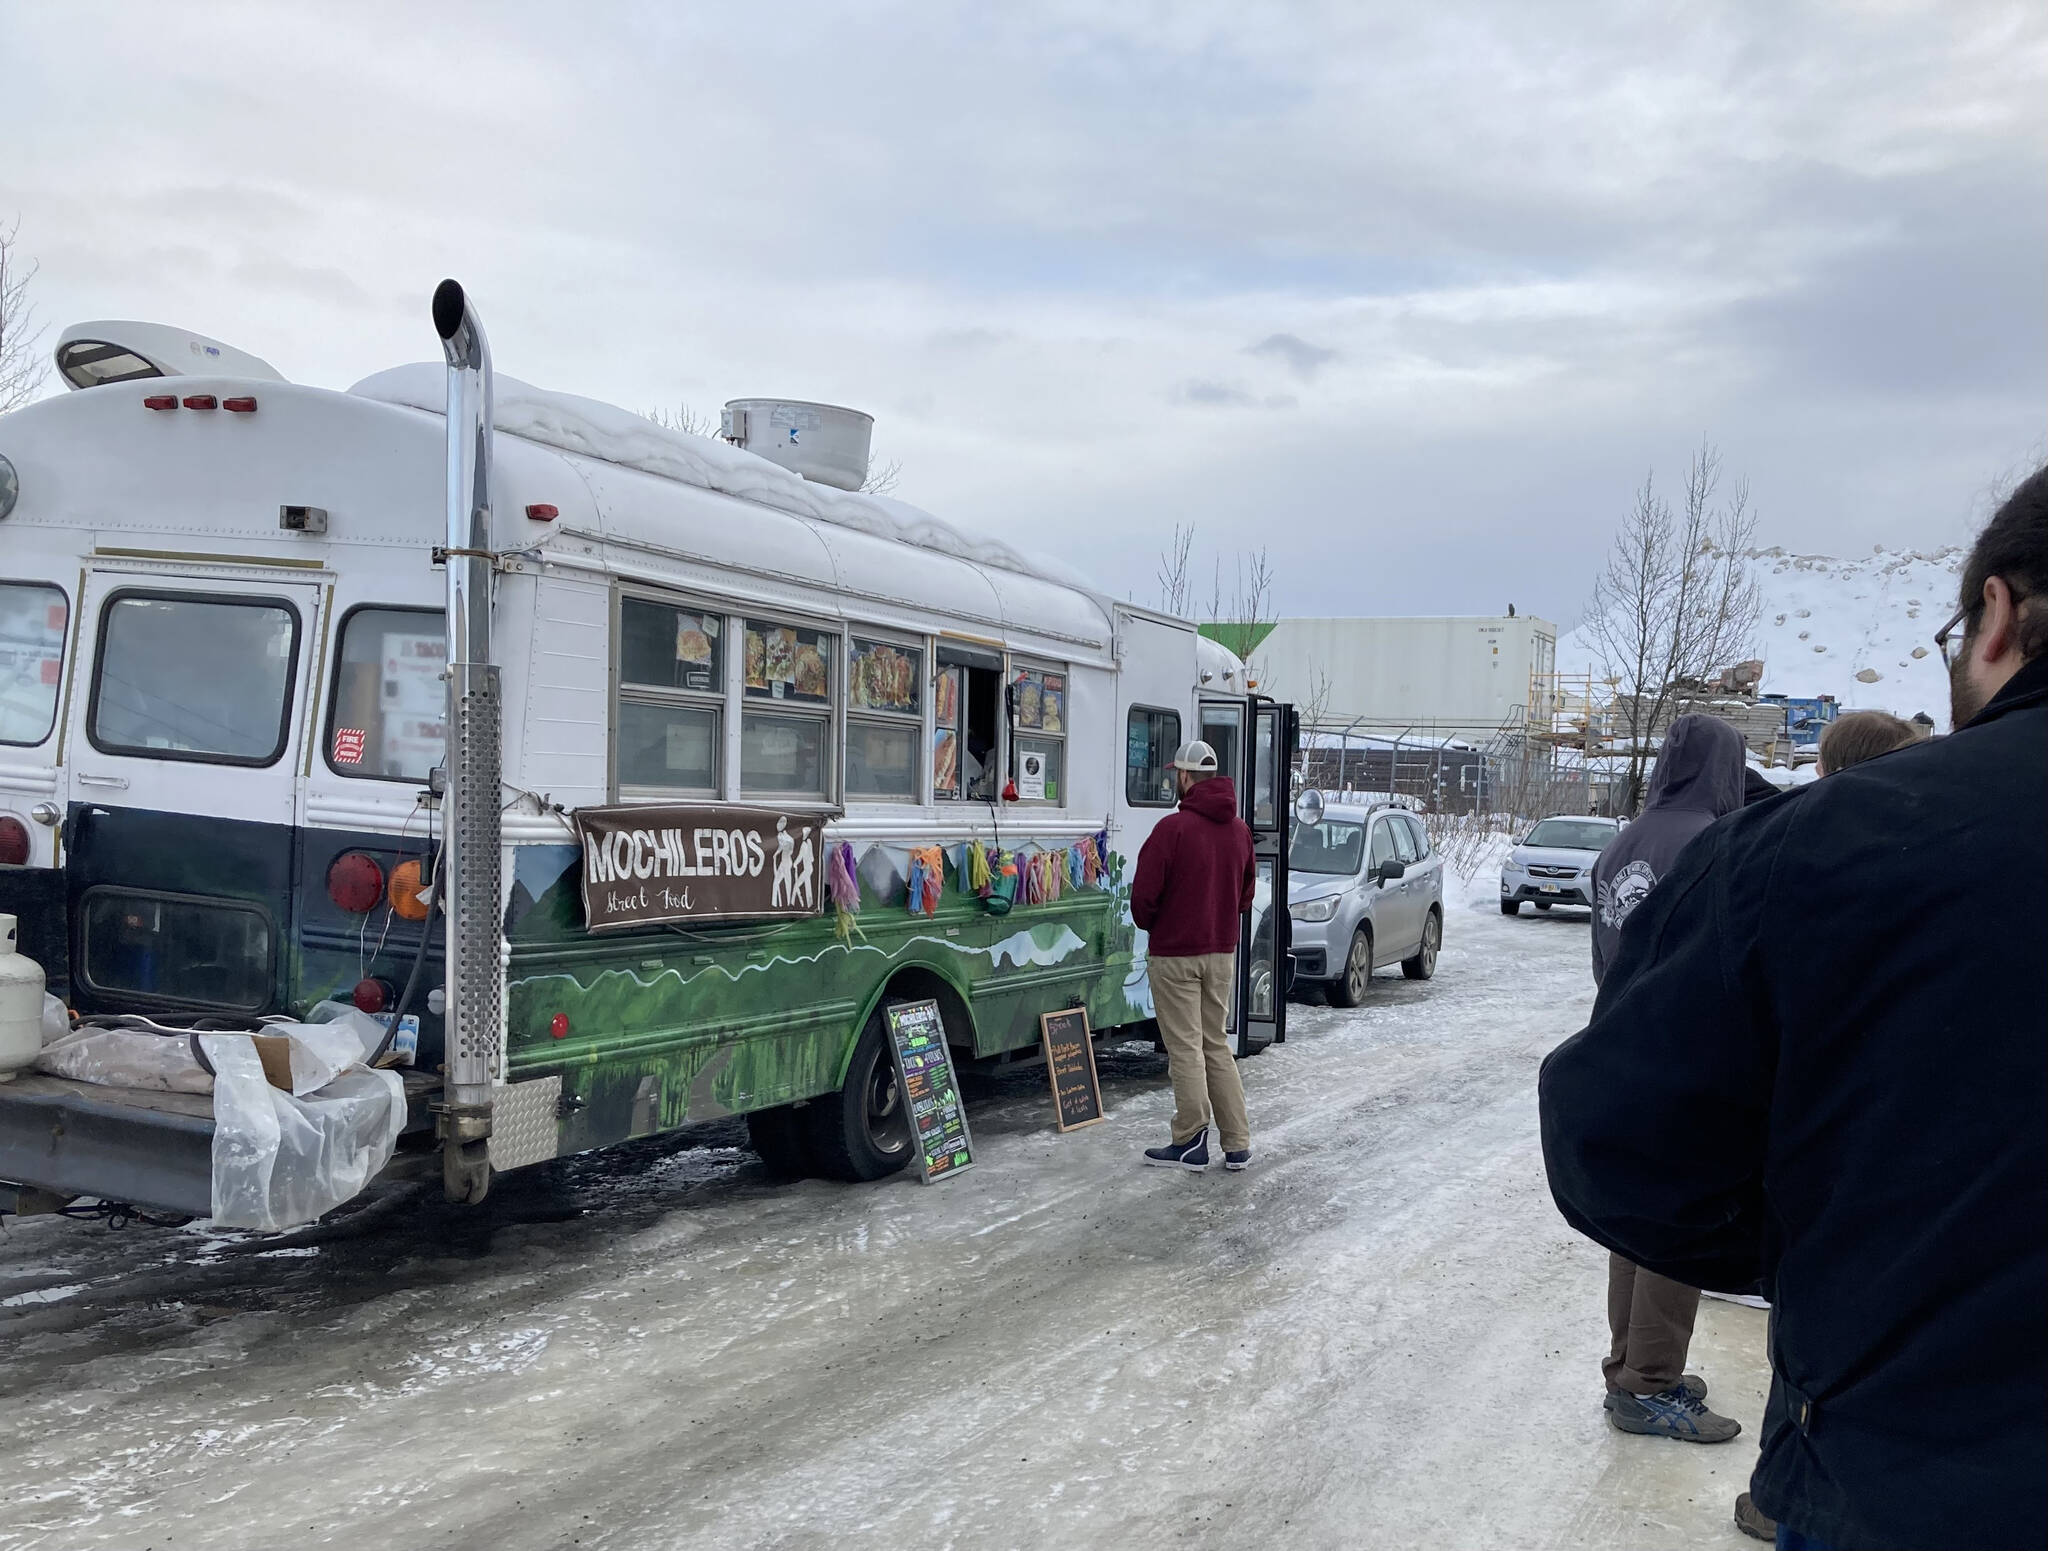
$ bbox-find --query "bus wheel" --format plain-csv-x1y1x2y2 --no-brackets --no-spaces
806,1007,917,1183
746,1105,814,1180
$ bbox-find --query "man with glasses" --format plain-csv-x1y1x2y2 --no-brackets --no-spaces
1539,467,2047,1550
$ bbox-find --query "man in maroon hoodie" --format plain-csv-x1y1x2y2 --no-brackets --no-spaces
1131,740,1256,1172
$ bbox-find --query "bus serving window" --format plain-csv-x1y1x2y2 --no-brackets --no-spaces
326,606,446,781
742,618,836,801
0,581,68,746
617,594,725,799
1011,662,1066,805
846,637,922,802
89,592,299,766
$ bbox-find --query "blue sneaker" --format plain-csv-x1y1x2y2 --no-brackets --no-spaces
1143,1129,1210,1171
1603,1385,1741,1442
1223,1148,1252,1172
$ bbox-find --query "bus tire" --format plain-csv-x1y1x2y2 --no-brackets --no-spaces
746,1105,815,1180
805,1007,917,1183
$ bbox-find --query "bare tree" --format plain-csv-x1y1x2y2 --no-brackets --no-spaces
1,218,48,413
1588,440,1762,813
1155,521,1195,616
643,402,720,438
860,456,902,497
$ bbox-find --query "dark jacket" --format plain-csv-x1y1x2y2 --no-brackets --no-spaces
1590,715,1748,984
1539,656,2048,1550
1131,775,1255,957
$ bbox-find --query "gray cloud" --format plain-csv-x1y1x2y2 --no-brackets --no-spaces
0,1,2039,625
1248,333,1338,378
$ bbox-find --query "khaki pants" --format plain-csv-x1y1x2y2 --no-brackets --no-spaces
1604,1252,1701,1395
1149,951,1250,1152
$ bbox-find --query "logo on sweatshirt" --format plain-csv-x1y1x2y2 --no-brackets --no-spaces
1599,860,1658,931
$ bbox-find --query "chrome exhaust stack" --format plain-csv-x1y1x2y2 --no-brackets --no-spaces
432,278,500,1205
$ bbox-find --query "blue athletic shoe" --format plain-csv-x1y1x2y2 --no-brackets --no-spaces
1143,1129,1210,1171
1603,1385,1741,1442
1223,1148,1252,1172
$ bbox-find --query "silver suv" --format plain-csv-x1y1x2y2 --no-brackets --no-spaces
1499,815,1620,915
1287,804,1445,1007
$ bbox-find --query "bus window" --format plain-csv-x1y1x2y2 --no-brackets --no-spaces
1125,706,1181,807
1010,662,1066,805
0,581,68,746
936,644,1001,803
617,594,725,799
89,592,299,766
741,617,837,802
847,637,922,802
326,606,446,781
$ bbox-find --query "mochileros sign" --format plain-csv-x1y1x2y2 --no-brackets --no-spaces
573,804,826,931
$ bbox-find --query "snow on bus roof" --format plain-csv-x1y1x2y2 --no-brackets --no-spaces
349,364,1093,597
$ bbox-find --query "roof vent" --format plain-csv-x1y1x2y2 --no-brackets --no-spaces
721,399,873,493
53,321,286,391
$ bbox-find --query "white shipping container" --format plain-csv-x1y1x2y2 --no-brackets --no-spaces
1244,616,1556,731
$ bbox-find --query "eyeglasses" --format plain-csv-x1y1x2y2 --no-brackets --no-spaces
1934,605,1970,669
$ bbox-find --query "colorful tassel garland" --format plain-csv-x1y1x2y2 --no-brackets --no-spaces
828,842,864,944
907,844,945,916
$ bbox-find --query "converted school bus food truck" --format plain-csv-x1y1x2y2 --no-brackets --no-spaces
0,284,1296,1225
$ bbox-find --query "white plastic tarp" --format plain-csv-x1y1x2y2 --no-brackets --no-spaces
197,1031,405,1233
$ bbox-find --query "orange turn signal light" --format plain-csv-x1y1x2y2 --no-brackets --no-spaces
387,858,432,921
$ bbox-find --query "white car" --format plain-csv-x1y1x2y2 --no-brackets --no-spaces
1499,816,1620,915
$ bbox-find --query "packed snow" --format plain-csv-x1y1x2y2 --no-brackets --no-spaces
350,365,1094,596
1561,545,1965,723
0,900,1773,1551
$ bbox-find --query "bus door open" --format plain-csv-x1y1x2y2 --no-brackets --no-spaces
1199,694,1295,1056
61,566,327,1015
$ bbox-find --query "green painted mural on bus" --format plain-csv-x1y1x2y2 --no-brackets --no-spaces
499,836,1144,1146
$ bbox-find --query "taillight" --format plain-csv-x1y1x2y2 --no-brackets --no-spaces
182,394,218,411
143,394,178,411
0,817,30,866
387,858,432,921
326,852,385,913
222,396,258,413
351,977,395,1015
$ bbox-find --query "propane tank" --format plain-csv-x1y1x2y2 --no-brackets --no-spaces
0,914,48,1082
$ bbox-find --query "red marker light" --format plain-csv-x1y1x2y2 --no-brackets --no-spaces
525,503,559,522
326,851,386,914
143,394,178,411
0,816,30,866
549,1013,570,1040
222,396,258,413
351,977,393,1015
182,394,218,411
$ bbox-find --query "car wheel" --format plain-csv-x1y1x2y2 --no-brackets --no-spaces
804,1006,917,1182
1500,900,1520,916
1327,926,1373,1008
1402,909,1441,981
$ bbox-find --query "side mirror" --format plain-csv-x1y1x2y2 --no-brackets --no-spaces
1377,859,1407,885
1295,788,1325,828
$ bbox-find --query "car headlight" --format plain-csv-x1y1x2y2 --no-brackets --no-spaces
1289,896,1339,923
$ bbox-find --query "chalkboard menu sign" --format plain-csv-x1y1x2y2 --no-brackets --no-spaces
1039,1007,1105,1132
884,999,974,1184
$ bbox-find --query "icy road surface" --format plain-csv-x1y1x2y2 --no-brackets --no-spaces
0,898,1772,1551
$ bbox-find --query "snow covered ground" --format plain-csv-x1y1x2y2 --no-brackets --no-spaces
0,894,1773,1551
1562,544,1965,724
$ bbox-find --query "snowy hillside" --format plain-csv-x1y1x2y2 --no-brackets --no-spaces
1561,545,1965,723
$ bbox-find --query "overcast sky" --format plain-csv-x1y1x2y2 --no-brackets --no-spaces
4,1,2043,626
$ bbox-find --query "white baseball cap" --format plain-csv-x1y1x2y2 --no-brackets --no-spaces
1172,739,1220,773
